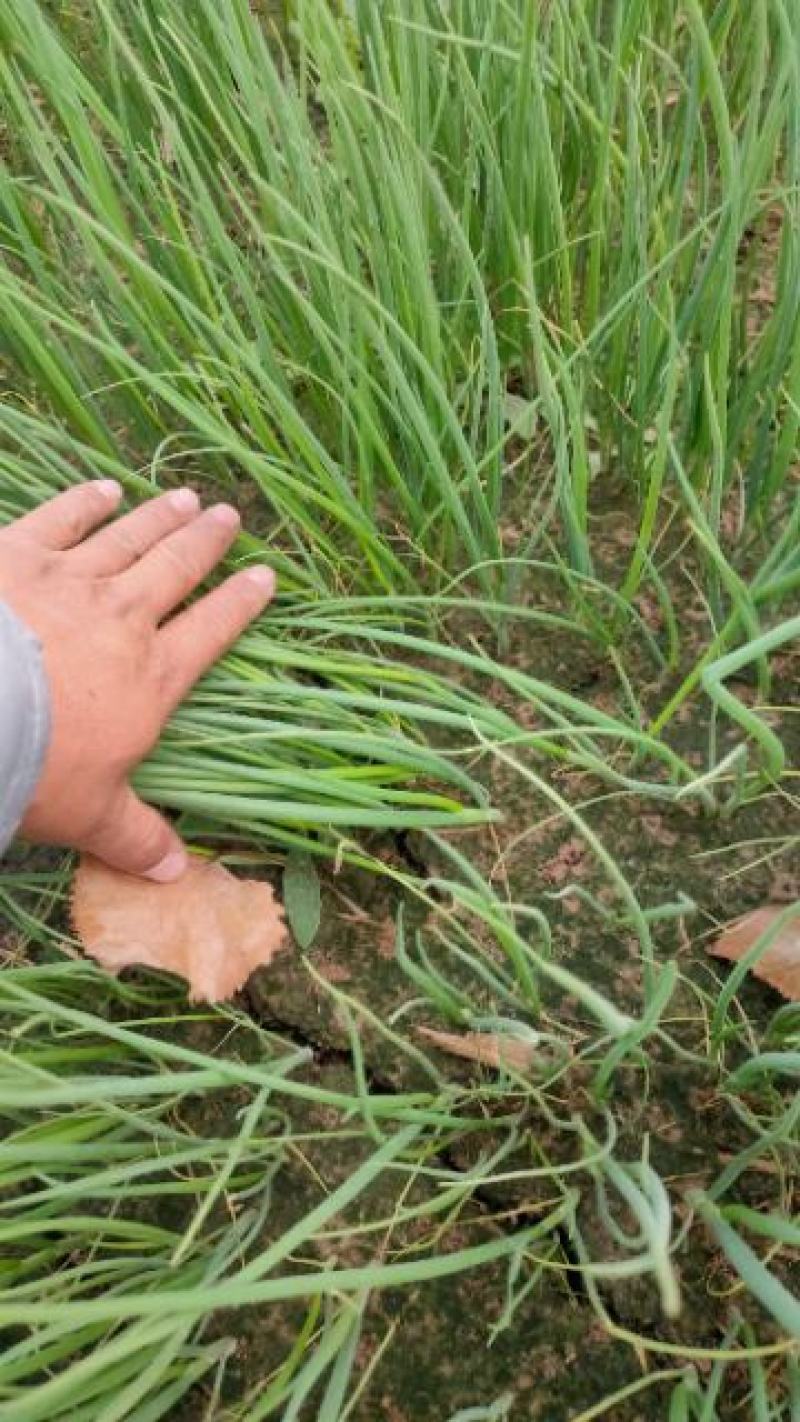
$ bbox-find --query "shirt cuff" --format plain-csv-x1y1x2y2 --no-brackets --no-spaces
0,600,51,855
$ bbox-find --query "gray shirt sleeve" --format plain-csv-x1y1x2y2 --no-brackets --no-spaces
0,600,51,855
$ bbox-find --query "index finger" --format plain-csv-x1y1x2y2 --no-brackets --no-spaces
115,503,241,622
10,480,123,548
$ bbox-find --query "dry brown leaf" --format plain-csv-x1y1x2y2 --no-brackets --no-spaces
417,1026,538,1073
708,905,800,1002
72,855,287,1004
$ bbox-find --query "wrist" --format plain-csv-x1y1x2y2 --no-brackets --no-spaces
0,599,52,853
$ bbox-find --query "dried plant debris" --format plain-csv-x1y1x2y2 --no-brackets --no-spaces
708,905,800,1003
417,1026,540,1073
72,855,287,1003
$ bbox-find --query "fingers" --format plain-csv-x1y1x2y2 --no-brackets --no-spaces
85,785,188,881
117,503,242,622
11,480,122,549
71,488,201,576
158,566,276,712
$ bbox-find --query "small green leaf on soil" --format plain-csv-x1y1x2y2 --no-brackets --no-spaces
283,852,321,950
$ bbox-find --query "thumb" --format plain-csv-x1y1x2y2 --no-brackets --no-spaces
85,786,188,882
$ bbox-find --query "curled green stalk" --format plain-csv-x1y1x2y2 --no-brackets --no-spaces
699,614,800,808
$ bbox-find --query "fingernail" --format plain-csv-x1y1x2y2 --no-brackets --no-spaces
209,503,240,528
169,487,200,513
245,566,275,594
96,479,122,501
144,849,189,883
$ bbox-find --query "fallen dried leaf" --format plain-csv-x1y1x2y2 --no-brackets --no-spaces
417,1026,539,1073
708,905,800,1002
72,855,287,1003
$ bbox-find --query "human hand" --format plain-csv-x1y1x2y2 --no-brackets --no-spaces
0,480,274,879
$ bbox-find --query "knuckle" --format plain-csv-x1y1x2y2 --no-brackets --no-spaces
142,504,176,544
58,505,87,544
161,541,201,584
135,815,168,864
109,524,149,563
207,595,240,640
